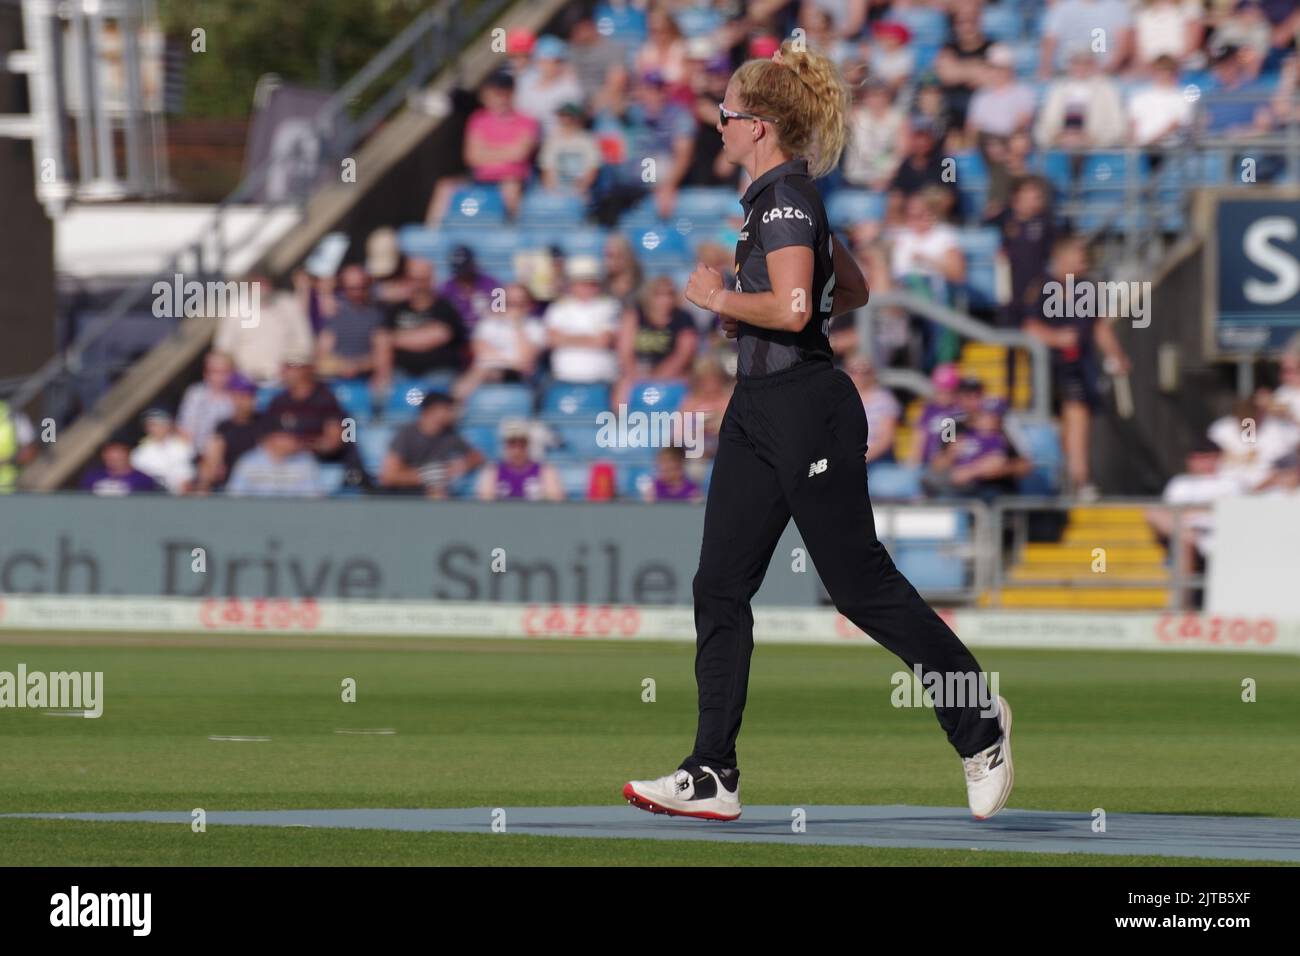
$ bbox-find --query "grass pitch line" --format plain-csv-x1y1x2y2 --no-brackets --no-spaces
207,735,272,742
334,729,397,735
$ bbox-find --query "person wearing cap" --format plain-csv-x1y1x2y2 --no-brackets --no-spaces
910,363,963,466
318,264,384,383
543,256,621,384
438,245,500,337
539,101,602,197
869,20,916,92
176,349,235,455
1039,0,1135,78
965,43,1036,143
1034,47,1124,149
476,419,564,501
843,77,906,191
213,275,313,386
1201,43,1273,137
516,35,585,137
197,373,262,493
379,392,485,498
264,353,367,491
226,415,324,499
424,71,539,226
131,407,195,495
625,39,1013,825
81,435,159,496
921,394,1025,503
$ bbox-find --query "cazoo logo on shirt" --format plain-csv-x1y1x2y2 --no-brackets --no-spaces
761,206,809,224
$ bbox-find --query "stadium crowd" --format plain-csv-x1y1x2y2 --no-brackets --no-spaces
12,0,1300,503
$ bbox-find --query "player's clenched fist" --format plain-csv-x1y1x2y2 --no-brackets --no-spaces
684,263,723,312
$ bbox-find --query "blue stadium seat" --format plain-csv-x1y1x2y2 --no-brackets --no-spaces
553,460,593,500
549,227,610,259
912,43,941,72
626,379,688,414
620,223,690,259
397,225,445,264
551,420,606,458
1012,419,1063,493
463,383,533,422
1080,152,1150,195
446,186,505,226
460,422,500,460
981,5,1022,42
384,377,429,422
519,190,587,228
318,462,347,496
957,227,1001,259
594,2,646,50
1012,41,1038,80
255,384,279,413
674,6,722,38
867,462,922,499
674,186,741,223
890,9,947,46
541,381,612,420
330,379,373,422
357,424,396,475
826,189,887,229
895,543,966,592
618,463,655,499
953,151,989,188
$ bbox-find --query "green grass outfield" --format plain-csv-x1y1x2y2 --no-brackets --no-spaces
0,634,1296,866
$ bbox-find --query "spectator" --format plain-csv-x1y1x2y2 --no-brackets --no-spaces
1128,54,1196,146
799,0,867,43
544,255,621,384
539,102,603,197
922,397,1022,502
844,355,900,463
869,20,917,95
676,354,734,462
888,118,958,222
912,73,953,148
683,88,743,188
1022,236,1132,498
0,398,38,494
1040,0,1135,78
516,35,586,137
567,13,628,115
993,177,1058,335
603,233,645,306
1201,44,1273,138
476,418,565,501
936,4,994,134
454,282,546,401
81,436,159,496
131,408,195,495
213,275,313,386
591,71,695,223
318,265,384,383
983,129,1036,219
226,417,324,498
891,189,967,367
1034,49,1126,149
1146,442,1244,574
373,258,467,388
439,245,501,337
1134,0,1205,68
1213,1,1273,65
909,363,964,466
198,373,261,493
379,391,485,499
967,44,1037,144
643,445,703,503
615,275,699,407
1275,345,1300,424
634,7,688,86
176,350,235,454
843,78,907,191
366,227,408,306
265,353,368,489
1208,386,1300,490
425,72,539,225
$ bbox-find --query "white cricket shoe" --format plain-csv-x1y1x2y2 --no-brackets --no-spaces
963,695,1014,820
623,765,742,820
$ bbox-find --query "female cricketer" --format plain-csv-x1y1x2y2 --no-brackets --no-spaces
623,40,1013,821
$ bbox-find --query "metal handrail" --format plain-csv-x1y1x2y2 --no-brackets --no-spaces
854,290,1054,420
1,0,514,416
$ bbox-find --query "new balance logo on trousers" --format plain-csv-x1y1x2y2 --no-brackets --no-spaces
808,458,828,477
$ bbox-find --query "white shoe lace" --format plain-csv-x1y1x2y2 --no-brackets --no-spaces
962,751,989,784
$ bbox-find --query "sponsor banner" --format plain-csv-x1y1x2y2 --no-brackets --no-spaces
1210,191,1300,356
0,595,1296,654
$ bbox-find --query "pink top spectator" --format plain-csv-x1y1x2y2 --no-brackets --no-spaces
466,108,539,181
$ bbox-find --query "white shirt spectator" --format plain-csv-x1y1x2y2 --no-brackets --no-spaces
1208,414,1300,490
215,290,314,385
1134,0,1201,65
131,436,195,494
474,313,547,371
890,223,962,282
545,295,621,383
226,448,323,498
966,82,1037,138
1128,83,1195,145
177,383,234,454
1035,75,1126,147
843,105,907,187
515,67,585,136
1043,0,1134,72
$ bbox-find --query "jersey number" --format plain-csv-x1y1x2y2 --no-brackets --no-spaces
819,271,835,336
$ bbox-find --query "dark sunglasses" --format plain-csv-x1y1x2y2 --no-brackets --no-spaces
719,103,777,127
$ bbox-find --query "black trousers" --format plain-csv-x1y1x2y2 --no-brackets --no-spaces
683,358,1001,770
